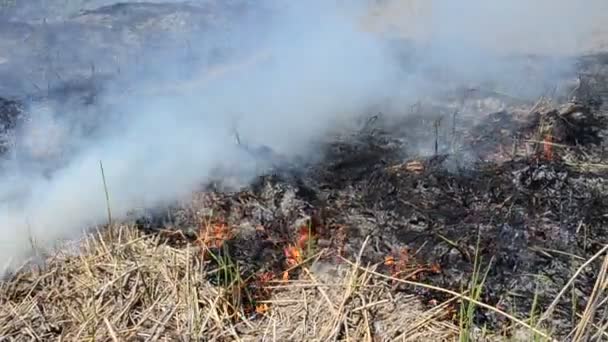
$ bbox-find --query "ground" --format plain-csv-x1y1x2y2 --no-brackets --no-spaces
1,1,608,341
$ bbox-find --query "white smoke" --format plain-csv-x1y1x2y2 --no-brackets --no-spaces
0,0,606,273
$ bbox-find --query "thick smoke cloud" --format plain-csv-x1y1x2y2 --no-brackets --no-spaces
0,0,398,272
0,0,606,273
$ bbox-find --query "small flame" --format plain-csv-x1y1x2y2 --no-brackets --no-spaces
198,223,233,249
284,245,302,266
255,303,269,314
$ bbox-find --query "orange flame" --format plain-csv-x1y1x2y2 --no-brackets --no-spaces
284,245,302,267
255,303,269,314
198,223,232,249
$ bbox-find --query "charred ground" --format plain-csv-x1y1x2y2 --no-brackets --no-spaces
1,2,608,339
2,50,608,341
125,52,608,337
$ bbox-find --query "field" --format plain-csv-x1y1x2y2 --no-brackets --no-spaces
1,1,608,341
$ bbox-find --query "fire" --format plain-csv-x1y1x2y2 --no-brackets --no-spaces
282,224,316,280
255,303,269,315
384,248,441,283
197,222,233,249
297,225,311,250
384,255,395,266
284,245,302,267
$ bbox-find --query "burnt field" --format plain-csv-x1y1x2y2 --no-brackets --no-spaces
132,53,608,338
1,1,608,341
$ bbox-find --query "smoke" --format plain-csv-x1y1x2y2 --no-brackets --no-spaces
370,0,607,101
0,0,606,273
0,0,398,271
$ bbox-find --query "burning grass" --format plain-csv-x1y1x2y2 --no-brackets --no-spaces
1,20,608,338
1,222,608,341
0,226,461,341
3,91,608,340
4,95,608,340
122,92,608,340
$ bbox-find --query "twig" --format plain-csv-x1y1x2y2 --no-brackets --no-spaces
340,255,554,341
537,243,608,326
328,236,370,340
103,317,119,342
145,305,176,342
571,253,608,341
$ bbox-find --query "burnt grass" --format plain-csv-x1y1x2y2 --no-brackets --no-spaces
132,54,608,336
2,34,608,336
0,2,606,338
1,77,607,339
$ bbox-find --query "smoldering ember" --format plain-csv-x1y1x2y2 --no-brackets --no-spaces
1,1,608,341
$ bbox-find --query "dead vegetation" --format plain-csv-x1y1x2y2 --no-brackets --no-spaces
3,73,608,341
1,2,608,341
0,226,461,341
0,215,607,341
3,61,608,340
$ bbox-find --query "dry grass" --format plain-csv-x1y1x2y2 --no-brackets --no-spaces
1,224,607,341
0,226,459,341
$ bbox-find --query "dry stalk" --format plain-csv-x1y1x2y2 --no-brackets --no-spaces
537,243,608,326
340,256,555,341
570,253,608,341
0,226,461,341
